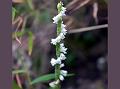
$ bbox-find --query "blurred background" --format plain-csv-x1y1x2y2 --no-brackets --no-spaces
12,0,108,89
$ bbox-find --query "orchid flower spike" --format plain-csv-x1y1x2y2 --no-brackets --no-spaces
50,1,68,87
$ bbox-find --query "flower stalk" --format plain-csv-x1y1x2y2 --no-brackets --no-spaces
50,1,68,89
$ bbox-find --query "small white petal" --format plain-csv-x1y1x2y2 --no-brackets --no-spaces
60,53,66,60
60,63,65,68
60,43,67,54
55,80,60,84
59,33,65,40
51,39,57,45
51,33,65,45
59,75,64,81
53,13,62,24
49,81,56,87
50,58,62,66
61,70,68,76
52,5,66,24
56,35,62,42
56,58,62,64
50,58,57,66
62,7,66,12
60,7,66,16
61,23,66,27
62,28,67,35
61,24,67,35
49,80,60,87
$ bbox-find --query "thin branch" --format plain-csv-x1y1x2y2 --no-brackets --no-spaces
68,24,108,34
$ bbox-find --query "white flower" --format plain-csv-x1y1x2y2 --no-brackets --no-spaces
59,53,66,60
55,80,60,84
60,63,65,68
51,39,57,45
55,58,61,65
51,33,65,45
53,13,62,24
49,80,59,87
59,75,64,81
50,58,57,66
60,70,68,76
61,24,67,35
60,7,66,16
53,6,66,24
50,58,61,66
60,43,67,54
61,23,66,27
58,33,65,40
49,81,56,88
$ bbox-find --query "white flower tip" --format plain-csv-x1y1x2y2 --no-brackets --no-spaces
60,53,66,60
61,70,68,76
59,33,65,40
59,75,64,81
50,57,62,66
51,39,57,45
55,80,60,84
56,58,62,64
60,63,65,68
49,80,59,87
49,82,56,88
50,58,56,66
60,43,67,54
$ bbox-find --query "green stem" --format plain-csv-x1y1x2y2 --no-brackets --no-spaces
54,1,63,89
55,18,62,89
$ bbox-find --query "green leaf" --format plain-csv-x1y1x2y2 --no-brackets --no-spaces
31,73,74,85
12,31,25,38
28,31,34,55
26,0,34,10
66,73,75,77
30,74,55,85
12,7,16,21
12,69,26,74
13,81,21,89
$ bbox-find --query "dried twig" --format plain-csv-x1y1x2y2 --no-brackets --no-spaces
66,0,91,13
15,74,22,89
93,2,98,23
12,0,24,3
68,24,108,34
12,16,23,44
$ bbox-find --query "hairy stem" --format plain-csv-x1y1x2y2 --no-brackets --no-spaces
55,18,62,89
54,2,63,88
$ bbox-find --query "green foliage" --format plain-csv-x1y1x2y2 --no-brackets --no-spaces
31,74,55,85
12,7,16,21
13,81,21,89
26,0,34,10
31,73,74,85
12,31,25,38
12,69,26,74
12,31,34,55
39,11,51,23
28,31,34,55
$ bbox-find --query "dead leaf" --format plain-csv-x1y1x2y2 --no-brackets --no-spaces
12,0,24,3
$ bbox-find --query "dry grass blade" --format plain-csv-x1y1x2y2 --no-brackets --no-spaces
15,74,22,89
93,2,98,23
12,16,23,44
66,0,91,13
12,0,24,3
68,24,108,34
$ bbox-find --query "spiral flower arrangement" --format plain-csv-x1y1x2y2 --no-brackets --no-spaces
49,1,68,89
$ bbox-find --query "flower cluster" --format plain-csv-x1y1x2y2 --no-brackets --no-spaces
49,1,68,88
51,24,67,45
